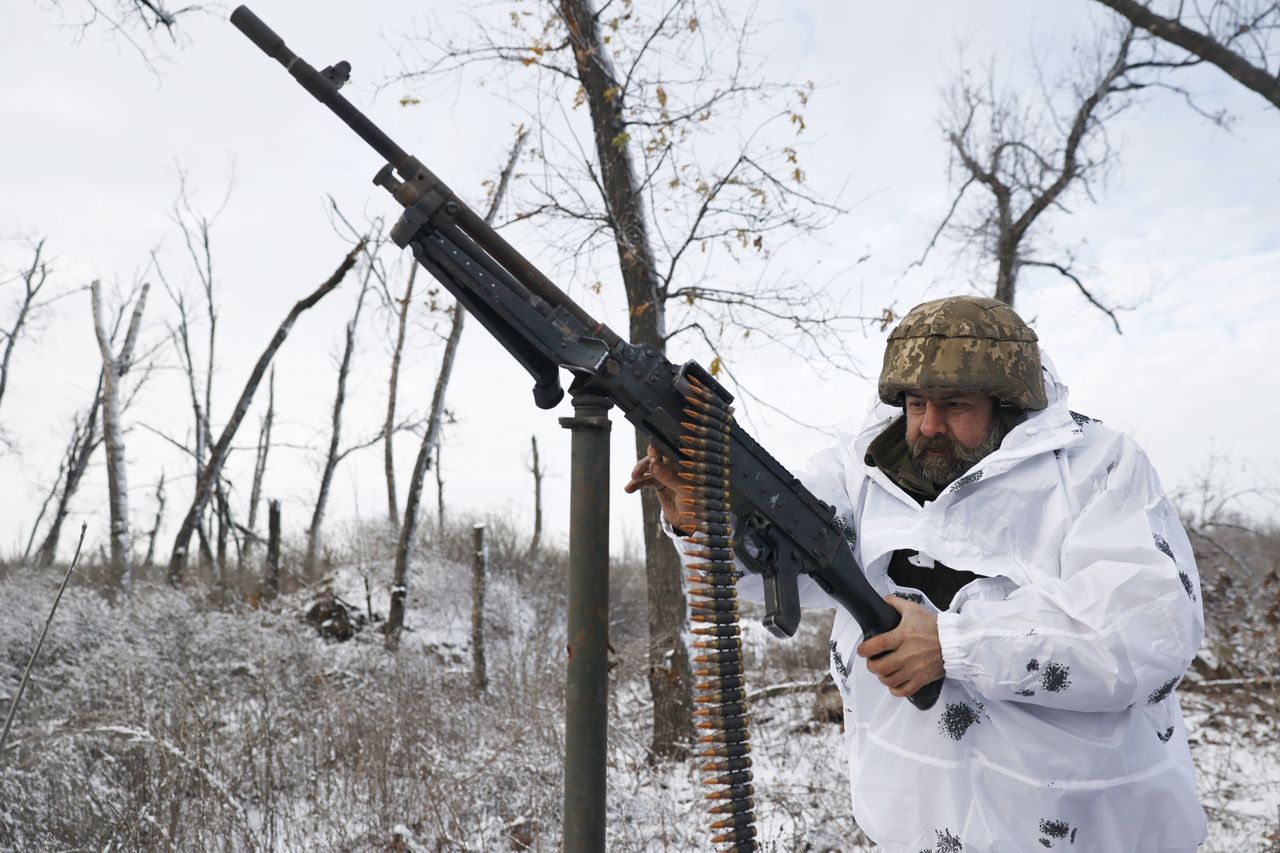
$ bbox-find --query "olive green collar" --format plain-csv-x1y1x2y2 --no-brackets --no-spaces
864,416,941,504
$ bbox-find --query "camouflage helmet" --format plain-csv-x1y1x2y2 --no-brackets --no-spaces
878,295,1047,410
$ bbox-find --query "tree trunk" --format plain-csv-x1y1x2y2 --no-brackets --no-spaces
385,304,465,650
216,486,229,580
0,240,50,420
214,483,236,598
994,234,1018,306
306,270,371,572
36,380,104,567
559,0,693,757
384,132,526,651
91,282,130,594
90,281,149,598
171,294,211,559
168,242,363,583
528,434,543,559
435,443,444,536
637,471,694,758
195,523,215,571
23,456,66,565
471,524,488,693
244,368,274,566
384,265,416,529
264,499,281,599
144,472,166,568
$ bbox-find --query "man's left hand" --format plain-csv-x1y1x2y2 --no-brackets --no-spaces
856,596,945,698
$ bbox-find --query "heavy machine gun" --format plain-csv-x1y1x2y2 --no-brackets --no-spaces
226,8,941,715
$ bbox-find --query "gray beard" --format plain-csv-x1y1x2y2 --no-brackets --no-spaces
908,422,1004,489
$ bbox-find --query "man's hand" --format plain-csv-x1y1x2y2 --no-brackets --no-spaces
623,441,683,528
856,595,945,698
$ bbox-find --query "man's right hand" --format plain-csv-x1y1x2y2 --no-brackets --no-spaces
623,441,683,529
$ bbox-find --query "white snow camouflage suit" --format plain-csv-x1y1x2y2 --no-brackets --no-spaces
671,357,1206,852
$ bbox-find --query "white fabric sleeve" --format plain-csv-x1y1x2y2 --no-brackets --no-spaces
935,443,1204,713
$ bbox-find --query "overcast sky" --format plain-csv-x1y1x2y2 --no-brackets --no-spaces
2,0,1277,567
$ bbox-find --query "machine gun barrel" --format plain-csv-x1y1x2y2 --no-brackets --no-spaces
230,6,619,350
230,7,409,166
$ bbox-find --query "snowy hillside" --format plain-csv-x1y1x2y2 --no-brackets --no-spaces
2,521,1276,851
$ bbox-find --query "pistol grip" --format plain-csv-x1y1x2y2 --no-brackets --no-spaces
908,677,943,711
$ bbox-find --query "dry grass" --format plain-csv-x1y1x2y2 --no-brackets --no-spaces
0,515,1275,851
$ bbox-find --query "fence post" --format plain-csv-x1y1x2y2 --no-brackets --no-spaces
471,524,488,693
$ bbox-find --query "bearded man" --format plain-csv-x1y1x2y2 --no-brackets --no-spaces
626,295,1206,853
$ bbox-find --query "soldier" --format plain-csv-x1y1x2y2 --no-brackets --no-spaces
626,295,1205,853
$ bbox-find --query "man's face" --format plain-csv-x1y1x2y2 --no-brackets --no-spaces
904,390,1000,487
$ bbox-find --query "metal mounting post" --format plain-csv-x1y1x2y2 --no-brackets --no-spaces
559,389,612,852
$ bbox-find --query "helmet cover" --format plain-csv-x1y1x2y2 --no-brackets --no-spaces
878,295,1047,410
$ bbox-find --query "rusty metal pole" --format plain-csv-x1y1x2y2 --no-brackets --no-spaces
471,524,488,694
559,389,612,852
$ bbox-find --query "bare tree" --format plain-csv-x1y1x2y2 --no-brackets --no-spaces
385,131,526,651
90,280,149,596
167,241,364,583
1091,0,1280,109
23,457,66,564
559,0,743,755
164,289,214,566
305,258,374,572
31,284,152,567
143,472,166,568
213,485,239,593
385,307,465,651
243,367,274,566
922,27,1152,328
176,181,220,482
156,177,231,571
383,265,417,529
0,240,53,421
33,404,102,567
396,0,862,755
526,434,546,559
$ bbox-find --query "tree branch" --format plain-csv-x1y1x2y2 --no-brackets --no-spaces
1092,0,1280,108
1021,258,1124,332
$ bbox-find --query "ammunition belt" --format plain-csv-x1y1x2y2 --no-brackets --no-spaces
680,376,758,852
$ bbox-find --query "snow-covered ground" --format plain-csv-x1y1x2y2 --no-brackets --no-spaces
1,534,1276,851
